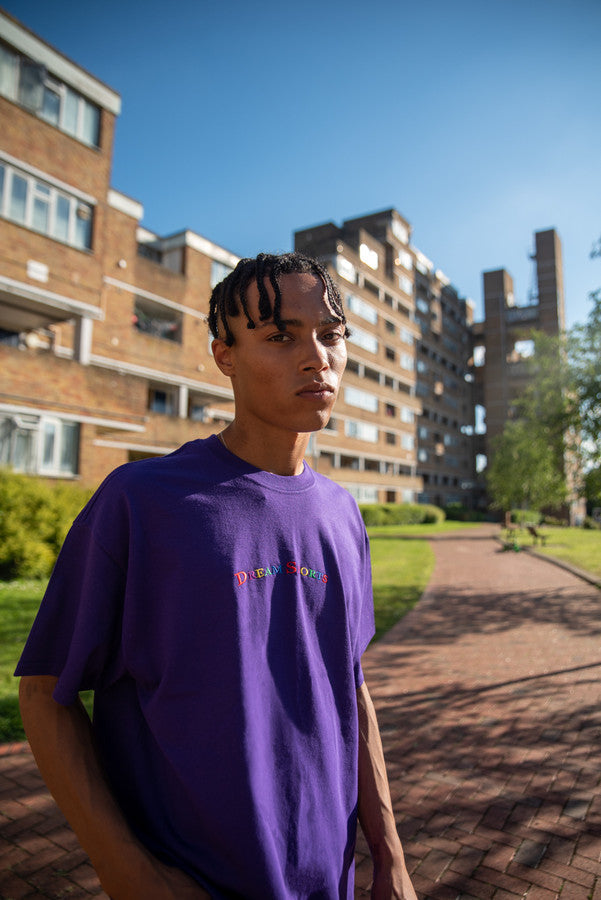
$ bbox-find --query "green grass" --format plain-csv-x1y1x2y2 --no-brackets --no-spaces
0,579,45,743
4,520,596,744
369,534,434,641
526,526,601,579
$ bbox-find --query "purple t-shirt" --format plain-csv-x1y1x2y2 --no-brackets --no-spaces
16,436,375,898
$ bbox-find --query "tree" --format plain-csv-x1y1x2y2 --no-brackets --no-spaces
487,419,567,513
486,235,601,515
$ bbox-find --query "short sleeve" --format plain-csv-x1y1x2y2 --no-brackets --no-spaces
15,488,129,706
352,529,376,689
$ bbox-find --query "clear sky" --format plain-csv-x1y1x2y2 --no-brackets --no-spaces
4,0,600,326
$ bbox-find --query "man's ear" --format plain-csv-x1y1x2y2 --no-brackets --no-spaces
212,338,235,377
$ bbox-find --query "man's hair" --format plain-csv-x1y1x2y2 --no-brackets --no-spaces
208,251,347,346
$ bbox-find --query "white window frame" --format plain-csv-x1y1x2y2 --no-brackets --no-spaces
344,386,378,413
0,158,93,249
0,42,100,147
347,293,377,325
345,420,378,443
347,325,378,355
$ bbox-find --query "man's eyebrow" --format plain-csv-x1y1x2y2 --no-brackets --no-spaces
257,315,344,329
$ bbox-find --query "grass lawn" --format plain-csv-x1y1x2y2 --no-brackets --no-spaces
4,520,595,744
526,526,601,579
0,579,45,743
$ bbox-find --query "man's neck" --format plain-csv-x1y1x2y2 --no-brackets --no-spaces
217,423,310,476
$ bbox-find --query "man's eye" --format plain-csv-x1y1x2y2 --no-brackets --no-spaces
268,332,292,342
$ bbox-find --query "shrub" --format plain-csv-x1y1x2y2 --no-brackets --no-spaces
0,469,92,580
359,502,445,527
583,516,601,530
509,509,541,526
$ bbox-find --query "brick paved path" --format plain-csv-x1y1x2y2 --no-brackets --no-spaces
355,528,601,899
2,527,601,899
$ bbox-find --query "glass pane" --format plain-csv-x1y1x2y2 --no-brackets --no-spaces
63,87,79,135
81,99,100,146
42,422,56,468
54,194,70,242
0,44,17,99
74,204,92,249
59,422,79,473
9,173,27,223
0,163,5,211
32,184,50,234
40,86,60,125
14,430,34,472
18,59,44,110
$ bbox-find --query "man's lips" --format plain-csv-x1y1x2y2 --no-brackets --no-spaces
296,382,336,399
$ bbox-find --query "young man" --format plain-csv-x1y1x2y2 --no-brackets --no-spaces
17,252,417,900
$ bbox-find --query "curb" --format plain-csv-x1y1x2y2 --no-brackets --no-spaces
493,535,601,590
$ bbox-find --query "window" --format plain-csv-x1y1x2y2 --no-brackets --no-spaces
148,387,176,416
344,386,378,413
385,347,395,362
336,256,356,283
384,319,395,334
400,327,414,345
398,274,412,295
385,403,396,417
0,414,79,476
0,42,100,147
347,326,378,355
210,259,234,288
418,449,428,462
400,353,414,371
133,297,182,343
345,420,378,443
401,434,414,451
391,220,408,244
347,293,377,324
359,243,378,270
396,250,412,270
400,407,414,424
0,159,93,249
385,432,396,445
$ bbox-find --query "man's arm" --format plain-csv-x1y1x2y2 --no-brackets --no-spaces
357,679,417,900
19,675,209,900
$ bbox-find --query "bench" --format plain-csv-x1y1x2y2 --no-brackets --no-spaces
527,525,547,546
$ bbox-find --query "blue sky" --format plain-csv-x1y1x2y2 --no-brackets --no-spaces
4,0,600,326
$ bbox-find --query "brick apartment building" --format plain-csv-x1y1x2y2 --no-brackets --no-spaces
0,9,481,504
1,10,567,510
295,211,477,507
0,9,238,487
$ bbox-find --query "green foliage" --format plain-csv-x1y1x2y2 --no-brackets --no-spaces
444,502,487,522
583,516,601,530
487,419,567,513
359,502,444,527
0,469,92,580
509,509,542,525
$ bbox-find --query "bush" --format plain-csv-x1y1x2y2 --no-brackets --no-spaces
444,502,488,522
583,516,601,530
359,502,445,527
0,469,92,580
509,509,541,526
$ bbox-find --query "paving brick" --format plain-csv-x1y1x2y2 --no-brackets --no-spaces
3,528,601,900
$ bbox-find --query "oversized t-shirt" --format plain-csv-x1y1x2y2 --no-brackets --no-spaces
16,435,375,899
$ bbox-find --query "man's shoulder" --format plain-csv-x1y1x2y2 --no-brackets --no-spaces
77,439,213,520
310,468,363,512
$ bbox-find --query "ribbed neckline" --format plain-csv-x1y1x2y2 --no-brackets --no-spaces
204,434,316,494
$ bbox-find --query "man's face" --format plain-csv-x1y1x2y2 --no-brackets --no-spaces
212,272,347,437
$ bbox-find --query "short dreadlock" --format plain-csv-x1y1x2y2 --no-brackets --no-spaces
208,251,348,346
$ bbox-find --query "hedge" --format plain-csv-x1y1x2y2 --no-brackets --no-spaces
0,469,92,580
359,502,445,527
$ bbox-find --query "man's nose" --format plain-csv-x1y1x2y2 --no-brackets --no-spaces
301,336,328,371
